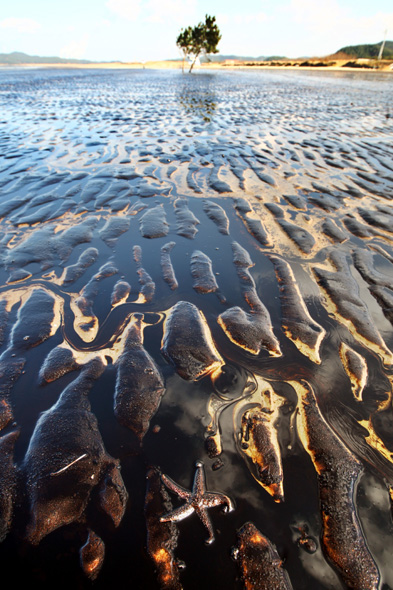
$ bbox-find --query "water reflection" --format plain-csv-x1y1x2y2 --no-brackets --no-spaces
177,75,217,122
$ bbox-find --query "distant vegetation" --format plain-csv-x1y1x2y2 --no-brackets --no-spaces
336,41,393,59
342,61,374,69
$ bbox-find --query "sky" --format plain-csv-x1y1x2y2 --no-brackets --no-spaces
0,0,392,62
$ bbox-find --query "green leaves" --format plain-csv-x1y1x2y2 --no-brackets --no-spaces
203,15,221,55
176,15,221,73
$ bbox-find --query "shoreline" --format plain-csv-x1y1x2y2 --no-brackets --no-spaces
1,59,392,73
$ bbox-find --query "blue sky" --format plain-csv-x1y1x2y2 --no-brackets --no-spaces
0,0,392,61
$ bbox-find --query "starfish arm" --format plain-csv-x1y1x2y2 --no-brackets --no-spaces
204,491,235,512
161,473,192,500
195,505,215,545
159,461,234,545
160,503,194,523
193,461,207,498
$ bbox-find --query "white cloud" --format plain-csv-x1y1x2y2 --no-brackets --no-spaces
60,34,90,60
217,11,269,56
289,0,344,29
106,0,142,22
217,13,229,26
355,12,393,40
217,11,267,27
233,13,268,25
0,17,41,34
107,0,197,25
289,0,393,42
146,0,197,24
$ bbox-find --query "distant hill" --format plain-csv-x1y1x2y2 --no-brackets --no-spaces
336,41,393,59
0,51,284,66
202,54,287,63
0,51,93,65
199,54,262,63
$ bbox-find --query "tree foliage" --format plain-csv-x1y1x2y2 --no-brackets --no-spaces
176,15,221,73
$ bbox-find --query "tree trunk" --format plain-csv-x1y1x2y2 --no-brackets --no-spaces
189,52,200,73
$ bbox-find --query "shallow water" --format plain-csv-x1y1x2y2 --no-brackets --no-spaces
0,67,393,589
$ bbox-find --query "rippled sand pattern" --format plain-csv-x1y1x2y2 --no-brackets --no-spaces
0,68,393,589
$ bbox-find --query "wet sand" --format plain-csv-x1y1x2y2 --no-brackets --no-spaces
0,67,392,589
3,59,393,73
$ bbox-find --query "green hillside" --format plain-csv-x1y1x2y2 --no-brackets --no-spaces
337,41,393,59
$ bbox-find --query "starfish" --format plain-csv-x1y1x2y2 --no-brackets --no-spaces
160,460,234,544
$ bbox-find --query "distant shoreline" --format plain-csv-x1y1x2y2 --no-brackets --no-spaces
1,59,392,73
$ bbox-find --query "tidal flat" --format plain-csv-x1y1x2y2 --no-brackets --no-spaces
0,67,393,589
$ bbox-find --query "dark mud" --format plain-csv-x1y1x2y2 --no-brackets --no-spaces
233,522,293,589
0,67,393,589
114,313,165,439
